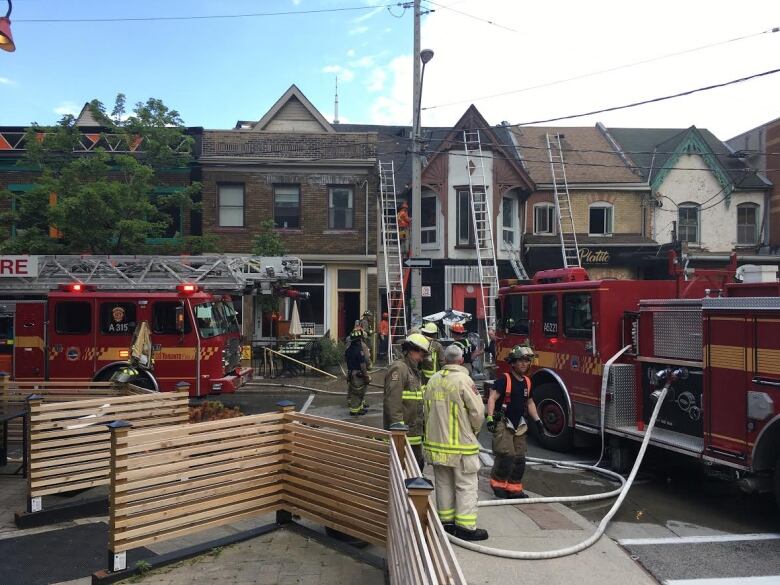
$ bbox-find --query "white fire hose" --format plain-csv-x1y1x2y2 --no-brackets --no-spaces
448,347,672,560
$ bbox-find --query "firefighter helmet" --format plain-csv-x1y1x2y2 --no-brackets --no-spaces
404,333,430,354
421,322,438,336
450,323,466,335
507,345,536,362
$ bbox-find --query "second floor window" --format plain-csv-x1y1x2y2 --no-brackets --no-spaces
534,203,555,235
456,189,478,246
274,185,300,229
328,186,354,229
678,203,699,243
421,191,438,246
502,196,518,245
589,202,613,236
218,184,244,227
737,203,758,245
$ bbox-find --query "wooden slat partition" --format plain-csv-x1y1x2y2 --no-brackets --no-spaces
28,391,189,498
282,412,392,547
109,412,287,554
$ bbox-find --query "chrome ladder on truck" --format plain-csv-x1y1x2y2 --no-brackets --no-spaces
378,160,408,360
463,129,500,334
546,132,581,268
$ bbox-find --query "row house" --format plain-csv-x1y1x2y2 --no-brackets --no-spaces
726,116,779,250
198,85,379,341
341,106,535,334
509,124,655,279
609,126,771,262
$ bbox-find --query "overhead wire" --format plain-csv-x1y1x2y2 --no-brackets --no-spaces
420,25,780,110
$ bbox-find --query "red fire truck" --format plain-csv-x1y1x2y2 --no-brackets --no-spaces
0,255,303,397
495,253,780,506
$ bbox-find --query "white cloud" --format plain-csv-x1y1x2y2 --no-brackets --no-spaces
53,101,81,117
291,0,301,5
352,6,384,24
322,65,355,83
0,77,16,86
391,0,780,137
323,112,350,124
351,56,375,69
369,56,412,125
346,48,356,58
366,67,387,92
349,25,369,36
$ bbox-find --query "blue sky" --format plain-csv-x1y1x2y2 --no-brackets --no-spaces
1,1,779,139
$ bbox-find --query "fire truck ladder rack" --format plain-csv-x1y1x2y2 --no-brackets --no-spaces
378,160,408,358
546,133,581,268
0,255,304,293
463,130,500,334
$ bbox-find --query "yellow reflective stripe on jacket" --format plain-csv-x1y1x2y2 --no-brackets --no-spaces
402,390,424,400
421,348,438,379
408,435,423,445
422,439,479,455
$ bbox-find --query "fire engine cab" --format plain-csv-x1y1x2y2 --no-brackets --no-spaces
0,255,303,397
496,253,780,506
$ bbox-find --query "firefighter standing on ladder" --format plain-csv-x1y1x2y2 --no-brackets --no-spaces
423,344,489,541
384,333,429,470
420,322,445,384
397,201,411,258
486,345,544,499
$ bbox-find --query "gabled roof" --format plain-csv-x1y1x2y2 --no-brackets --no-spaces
607,126,769,190
508,125,642,184
75,103,101,127
249,85,335,133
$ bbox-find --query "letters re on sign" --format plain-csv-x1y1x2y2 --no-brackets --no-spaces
0,255,38,277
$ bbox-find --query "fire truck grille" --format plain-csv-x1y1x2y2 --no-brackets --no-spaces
653,310,703,362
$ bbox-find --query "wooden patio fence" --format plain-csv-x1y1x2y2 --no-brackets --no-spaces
103,408,466,583
26,390,189,511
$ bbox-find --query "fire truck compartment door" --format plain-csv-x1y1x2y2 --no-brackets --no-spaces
48,298,97,382
14,302,46,379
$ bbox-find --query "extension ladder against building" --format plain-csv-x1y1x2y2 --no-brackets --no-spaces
503,242,530,280
378,160,408,359
546,133,581,268
0,255,304,294
463,130,499,334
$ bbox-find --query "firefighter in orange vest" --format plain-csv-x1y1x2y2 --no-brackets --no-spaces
397,201,411,257
486,345,544,499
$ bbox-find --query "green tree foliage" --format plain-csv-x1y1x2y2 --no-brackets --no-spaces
251,219,286,314
0,94,206,254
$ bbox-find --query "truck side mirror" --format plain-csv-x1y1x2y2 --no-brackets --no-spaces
175,306,185,333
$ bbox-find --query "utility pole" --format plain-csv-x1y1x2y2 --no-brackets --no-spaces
410,0,423,329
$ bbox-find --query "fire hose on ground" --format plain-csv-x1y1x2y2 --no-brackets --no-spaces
447,347,674,560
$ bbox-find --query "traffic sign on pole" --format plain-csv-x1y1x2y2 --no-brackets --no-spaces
404,258,432,268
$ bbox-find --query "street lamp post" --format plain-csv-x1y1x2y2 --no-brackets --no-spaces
410,0,433,329
0,0,16,52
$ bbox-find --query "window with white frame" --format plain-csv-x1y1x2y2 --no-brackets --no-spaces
456,189,476,246
502,196,518,245
328,186,353,229
218,184,244,227
678,203,700,243
534,203,555,235
589,202,613,236
737,203,759,245
421,190,438,246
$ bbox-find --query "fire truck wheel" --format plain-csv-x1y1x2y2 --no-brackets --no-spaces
774,458,780,510
533,383,574,452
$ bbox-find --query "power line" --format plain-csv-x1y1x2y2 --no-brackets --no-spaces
514,67,780,126
421,0,519,33
422,26,779,110
16,3,403,23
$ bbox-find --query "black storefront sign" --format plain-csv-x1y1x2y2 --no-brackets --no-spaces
526,245,660,274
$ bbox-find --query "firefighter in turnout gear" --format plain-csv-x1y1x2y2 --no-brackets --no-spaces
384,333,429,470
423,344,488,541
486,345,543,499
451,323,478,375
345,329,371,416
420,322,445,384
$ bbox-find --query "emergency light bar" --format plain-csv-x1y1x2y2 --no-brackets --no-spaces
58,283,95,293
176,283,199,295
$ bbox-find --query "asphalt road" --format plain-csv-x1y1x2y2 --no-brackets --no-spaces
226,379,780,585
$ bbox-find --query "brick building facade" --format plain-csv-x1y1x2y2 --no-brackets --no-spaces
198,86,379,342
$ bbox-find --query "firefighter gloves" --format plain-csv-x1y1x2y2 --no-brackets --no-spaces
486,415,497,434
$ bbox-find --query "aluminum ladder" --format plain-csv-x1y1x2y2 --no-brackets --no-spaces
502,241,529,280
378,160,408,359
546,132,581,268
463,130,499,334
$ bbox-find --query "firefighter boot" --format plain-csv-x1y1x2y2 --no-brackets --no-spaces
442,523,456,535
455,526,489,541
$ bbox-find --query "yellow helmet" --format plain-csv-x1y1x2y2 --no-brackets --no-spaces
507,345,536,362
421,322,438,336
404,333,430,353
